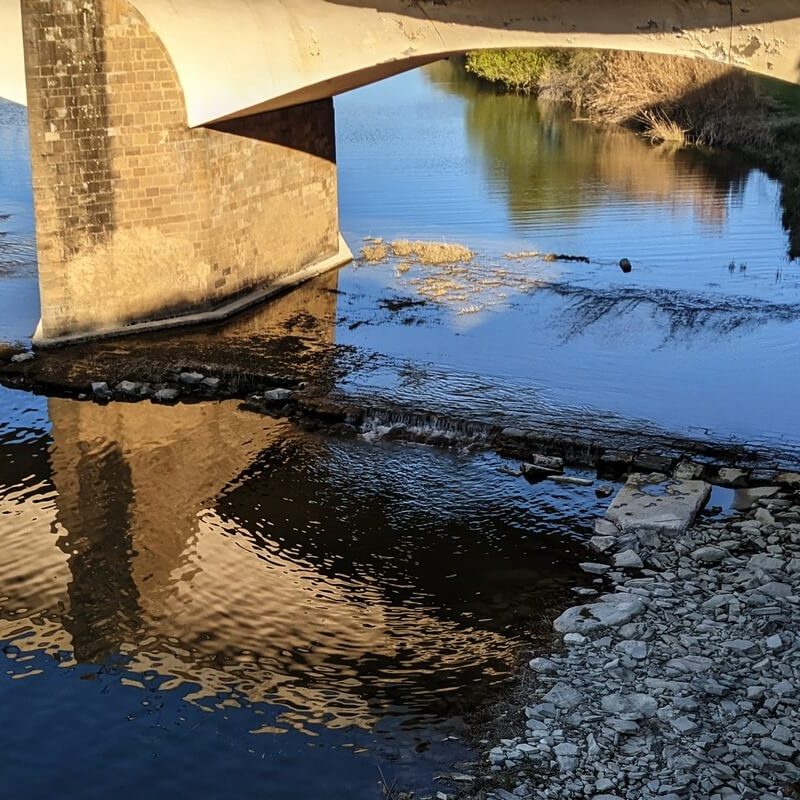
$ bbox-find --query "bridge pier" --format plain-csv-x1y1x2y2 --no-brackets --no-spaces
21,0,350,344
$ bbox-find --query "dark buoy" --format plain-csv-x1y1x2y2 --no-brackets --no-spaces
619,258,632,273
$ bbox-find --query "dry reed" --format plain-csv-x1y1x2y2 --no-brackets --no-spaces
390,240,474,264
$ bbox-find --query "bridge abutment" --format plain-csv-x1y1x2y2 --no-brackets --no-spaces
21,0,349,344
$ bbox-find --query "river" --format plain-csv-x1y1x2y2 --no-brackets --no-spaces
0,62,799,798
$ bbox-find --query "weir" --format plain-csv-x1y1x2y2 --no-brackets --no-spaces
1,0,799,343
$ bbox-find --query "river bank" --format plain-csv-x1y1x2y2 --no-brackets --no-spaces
463,50,800,257
457,472,800,800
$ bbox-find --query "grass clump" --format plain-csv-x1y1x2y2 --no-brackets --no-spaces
360,242,389,262
390,240,474,264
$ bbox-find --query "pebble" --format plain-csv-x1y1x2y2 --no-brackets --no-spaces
580,562,611,575
690,545,728,563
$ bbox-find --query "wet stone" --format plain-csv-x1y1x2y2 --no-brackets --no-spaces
179,371,204,386
91,381,112,400
606,474,710,535
152,388,180,404
263,388,294,403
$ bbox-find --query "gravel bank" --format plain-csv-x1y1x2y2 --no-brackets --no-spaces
480,474,800,800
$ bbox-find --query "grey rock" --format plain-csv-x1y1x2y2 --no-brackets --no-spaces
580,562,611,575
755,507,776,526
760,738,796,759
759,581,792,598
601,693,658,719
776,471,800,488
747,554,785,573
607,718,639,734
542,684,584,710
553,742,578,757
690,546,728,563
674,460,704,480
115,380,142,398
666,655,714,673
201,376,221,390
606,475,710,535
717,468,749,487
11,351,35,363
263,388,294,402
553,595,646,634
615,640,648,660
589,536,617,554
529,657,558,674
153,387,180,404
613,549,644,569
733,486,779,509
724,639,757,654
179,371,204,386
671,716,700,735
91,381,112,399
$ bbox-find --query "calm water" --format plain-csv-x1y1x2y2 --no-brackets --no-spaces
1,60,800,797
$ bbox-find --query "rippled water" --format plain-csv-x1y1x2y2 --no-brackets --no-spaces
0,100,38,341
2,59,800,797
334,63,800,457
0,384,608,797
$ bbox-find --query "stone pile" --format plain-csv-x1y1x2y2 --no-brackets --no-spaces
483,473,800,800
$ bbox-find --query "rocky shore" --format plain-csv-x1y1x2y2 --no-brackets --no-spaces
475,471,800,800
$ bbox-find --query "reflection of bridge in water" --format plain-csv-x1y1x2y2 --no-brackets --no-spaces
0,372,585,730
0,0,798,344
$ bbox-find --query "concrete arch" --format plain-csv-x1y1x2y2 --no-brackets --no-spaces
0,2,24,105
122,0,800,126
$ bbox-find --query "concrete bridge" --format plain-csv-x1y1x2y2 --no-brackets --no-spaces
1,0,799,344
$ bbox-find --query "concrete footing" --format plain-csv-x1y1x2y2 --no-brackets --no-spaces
32,235,352,348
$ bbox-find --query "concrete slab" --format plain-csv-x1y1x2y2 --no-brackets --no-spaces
606,473,710,536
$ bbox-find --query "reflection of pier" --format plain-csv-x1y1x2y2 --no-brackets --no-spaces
1,394,543,731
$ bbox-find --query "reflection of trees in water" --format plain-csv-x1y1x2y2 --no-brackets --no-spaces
423,60,751,230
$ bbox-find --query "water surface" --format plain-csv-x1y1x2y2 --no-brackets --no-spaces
2,59,800,798
0,385,605,798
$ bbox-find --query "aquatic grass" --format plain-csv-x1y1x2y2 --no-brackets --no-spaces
637,109,688,145
360,242,389,262
390,239,474,264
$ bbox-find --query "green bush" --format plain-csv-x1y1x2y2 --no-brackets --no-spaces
465,49,568,94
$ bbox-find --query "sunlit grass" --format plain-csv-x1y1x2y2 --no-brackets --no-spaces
390,240,474,264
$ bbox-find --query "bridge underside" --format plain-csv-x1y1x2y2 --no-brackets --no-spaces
5,0,800,343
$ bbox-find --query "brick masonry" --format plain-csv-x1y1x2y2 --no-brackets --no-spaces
21,0,340,340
